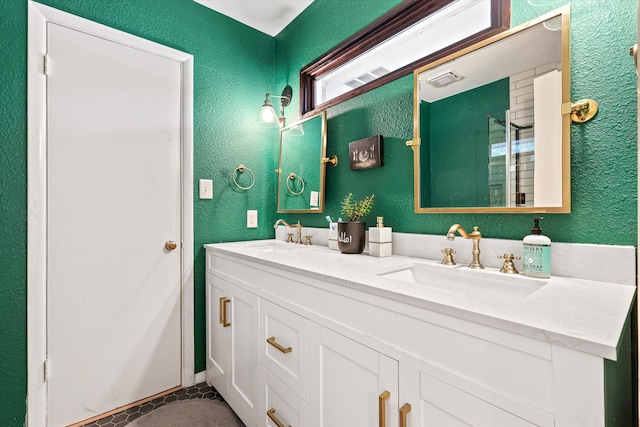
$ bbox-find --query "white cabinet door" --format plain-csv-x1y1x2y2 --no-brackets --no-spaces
206,274,259,426
310,324,398,427
228,283,260,426
399,363,537,427
206,273,229,394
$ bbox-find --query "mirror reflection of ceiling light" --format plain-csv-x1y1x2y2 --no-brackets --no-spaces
427,70,463,87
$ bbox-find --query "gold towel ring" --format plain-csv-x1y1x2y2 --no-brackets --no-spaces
232,164,256,191
286,173,305,195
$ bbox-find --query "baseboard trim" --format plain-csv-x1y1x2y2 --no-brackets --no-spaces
195,370,206,384
67,385,182,427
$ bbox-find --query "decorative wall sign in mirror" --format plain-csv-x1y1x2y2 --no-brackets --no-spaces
410,6,570,213
277,111,328,213
300,0,509,116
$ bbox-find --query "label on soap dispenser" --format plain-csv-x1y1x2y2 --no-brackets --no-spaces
523,243,551,277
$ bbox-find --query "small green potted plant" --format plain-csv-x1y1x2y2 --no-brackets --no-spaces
338,193,375,254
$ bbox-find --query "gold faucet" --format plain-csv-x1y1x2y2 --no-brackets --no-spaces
446,224,484,269
274,219,303,244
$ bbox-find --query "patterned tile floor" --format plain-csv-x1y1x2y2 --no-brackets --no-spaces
82,382,226,427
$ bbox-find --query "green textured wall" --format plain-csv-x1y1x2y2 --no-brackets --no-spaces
275,0,637,243
1,0,637,425
0,1,28,425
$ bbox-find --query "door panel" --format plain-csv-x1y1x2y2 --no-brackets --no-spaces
46,22,182,426
399,364,536,427
206,273,229,392
310,324,398,427
228,285,260,424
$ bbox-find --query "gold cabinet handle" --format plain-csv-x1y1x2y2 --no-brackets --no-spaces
219,297,230,327
379,391,390,427
399,403,412,427
266,336,292,354
164,240,177,251
267,408,291,427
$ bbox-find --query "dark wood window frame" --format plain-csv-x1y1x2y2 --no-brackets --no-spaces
300,0,511,116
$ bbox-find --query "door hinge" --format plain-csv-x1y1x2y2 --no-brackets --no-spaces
42,54,50,75
44,359,50,381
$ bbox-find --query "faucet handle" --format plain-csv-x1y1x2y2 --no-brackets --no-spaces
304,235,313,246
498,253,521,274
286,233,294,243
441,248,457,265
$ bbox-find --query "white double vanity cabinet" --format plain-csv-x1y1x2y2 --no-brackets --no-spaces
205,239,635,427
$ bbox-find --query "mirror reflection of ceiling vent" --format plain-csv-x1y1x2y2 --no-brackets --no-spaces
345,67,390,89
427,70,463,87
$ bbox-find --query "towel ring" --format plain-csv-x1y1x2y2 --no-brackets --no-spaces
286,173,305,195
232,164,256,191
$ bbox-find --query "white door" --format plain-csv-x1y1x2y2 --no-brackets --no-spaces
46,21,182,426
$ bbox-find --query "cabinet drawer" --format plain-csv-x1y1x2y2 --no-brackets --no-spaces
259,367,309,427
260,298,310,401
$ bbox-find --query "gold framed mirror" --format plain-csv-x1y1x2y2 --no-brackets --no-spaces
277,110,328,213
410,6,570,213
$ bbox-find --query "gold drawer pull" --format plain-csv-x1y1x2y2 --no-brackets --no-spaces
267,336,292,354
219,297,230,327
267,408,291,427
379,390,390,427
399,403,412,427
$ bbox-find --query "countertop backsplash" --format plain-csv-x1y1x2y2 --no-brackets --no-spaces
275,227,636,286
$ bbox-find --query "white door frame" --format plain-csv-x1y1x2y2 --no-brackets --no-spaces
26,3,194,425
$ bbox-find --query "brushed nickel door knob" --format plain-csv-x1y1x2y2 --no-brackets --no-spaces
165,240,177,251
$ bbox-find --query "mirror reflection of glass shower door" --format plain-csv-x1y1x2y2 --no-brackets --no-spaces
488,111,535,207
488,113,507,207
511,118,535,207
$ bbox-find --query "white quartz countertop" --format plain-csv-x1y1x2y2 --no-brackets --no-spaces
204,239,636,360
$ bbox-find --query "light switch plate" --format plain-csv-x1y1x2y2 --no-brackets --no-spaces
199,179,213,199
247,210,258,228
310,191,319,207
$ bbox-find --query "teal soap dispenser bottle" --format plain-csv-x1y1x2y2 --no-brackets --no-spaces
523,217,551,278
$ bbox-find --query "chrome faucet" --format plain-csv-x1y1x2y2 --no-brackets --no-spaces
446,224,484,269
274,219,303,244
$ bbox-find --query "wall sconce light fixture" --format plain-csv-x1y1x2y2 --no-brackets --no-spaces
260,85,293,127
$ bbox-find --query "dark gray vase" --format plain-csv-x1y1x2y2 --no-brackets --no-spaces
337,221,366,254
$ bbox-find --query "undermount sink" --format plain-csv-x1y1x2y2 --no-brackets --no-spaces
237,240,300,253
377,262,547,301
